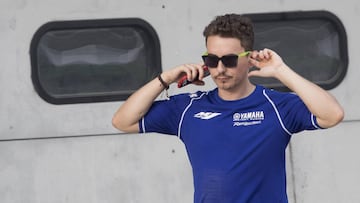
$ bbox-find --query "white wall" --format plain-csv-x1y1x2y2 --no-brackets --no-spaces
0,0,359,202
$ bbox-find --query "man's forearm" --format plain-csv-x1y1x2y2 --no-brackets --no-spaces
276,65,344,128
112,75,168,133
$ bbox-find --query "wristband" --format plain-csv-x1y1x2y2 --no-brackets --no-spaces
158,74,169,90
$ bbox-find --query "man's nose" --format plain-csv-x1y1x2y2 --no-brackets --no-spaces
216,60,226,73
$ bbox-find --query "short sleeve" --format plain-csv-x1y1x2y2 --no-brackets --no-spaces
139,93,192,135
268,91,322,134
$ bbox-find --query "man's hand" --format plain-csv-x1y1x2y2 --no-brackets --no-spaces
162,63,207,87
248,48,287,79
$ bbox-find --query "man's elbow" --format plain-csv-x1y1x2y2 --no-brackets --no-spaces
321,107,345,128
332,107,345,126
112,116,139,133
112,116,123,131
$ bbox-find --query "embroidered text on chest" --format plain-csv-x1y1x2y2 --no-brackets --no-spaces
233,111,264,126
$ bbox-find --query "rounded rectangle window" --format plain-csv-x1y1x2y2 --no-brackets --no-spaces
244,10,348,91
30,18,161,104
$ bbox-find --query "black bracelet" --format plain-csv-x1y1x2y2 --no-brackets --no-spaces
158,74,169,90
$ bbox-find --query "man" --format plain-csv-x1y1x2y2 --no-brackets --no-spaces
112,14,344,203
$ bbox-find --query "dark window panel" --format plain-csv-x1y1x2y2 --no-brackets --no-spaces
245,10,348,91
30,18,161,104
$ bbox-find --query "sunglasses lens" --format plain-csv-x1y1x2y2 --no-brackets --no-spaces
221,55,238,67
202,55,219,67
202,54,239,68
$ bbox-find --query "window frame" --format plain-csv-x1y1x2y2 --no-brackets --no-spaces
30,18,162,104
244,10,348,91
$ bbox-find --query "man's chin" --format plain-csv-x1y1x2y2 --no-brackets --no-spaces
216,82,232,90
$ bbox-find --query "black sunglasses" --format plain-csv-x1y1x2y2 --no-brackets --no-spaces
202,51,251,68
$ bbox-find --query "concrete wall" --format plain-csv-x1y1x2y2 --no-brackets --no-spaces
0,0,359,202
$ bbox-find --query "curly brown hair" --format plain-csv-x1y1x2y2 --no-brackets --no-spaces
203,14,254,51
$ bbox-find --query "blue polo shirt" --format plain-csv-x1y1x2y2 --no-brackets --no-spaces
140,85,321,203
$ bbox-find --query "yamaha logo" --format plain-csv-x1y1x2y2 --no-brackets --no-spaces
233,111,264,126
